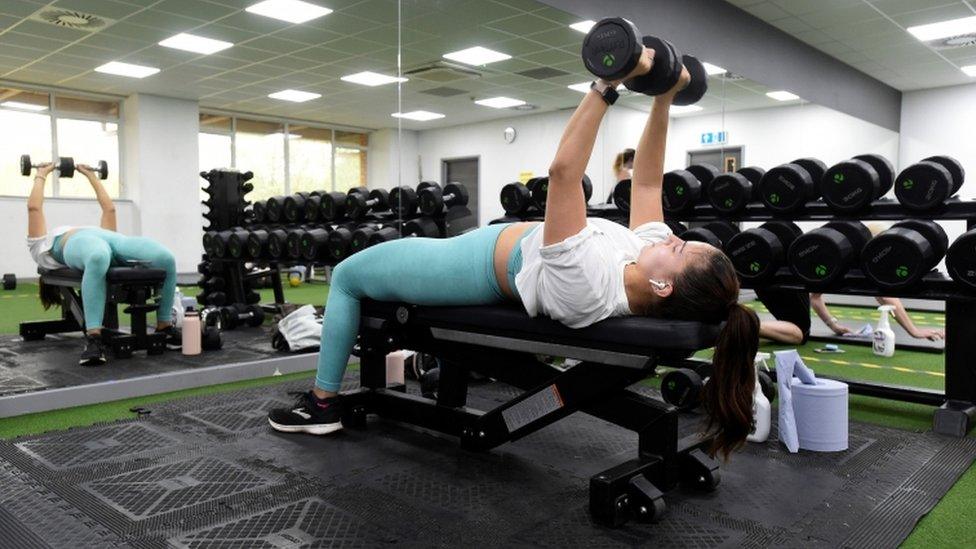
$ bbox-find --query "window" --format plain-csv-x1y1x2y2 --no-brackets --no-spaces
0,87,121,198
198,111,368,198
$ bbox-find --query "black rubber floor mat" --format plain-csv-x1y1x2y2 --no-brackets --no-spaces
0,375,972,548
0,327,282,397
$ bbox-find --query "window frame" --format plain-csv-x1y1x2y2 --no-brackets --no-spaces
199,109,369,195
0,82,124,199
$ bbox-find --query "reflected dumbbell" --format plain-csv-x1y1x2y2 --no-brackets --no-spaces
861,220,948,289
725,221,802,283
819,154,894,213
321,187,368,221
528,175,592,211
787,220,871,287
420,182,469,216
894,155,965,211
346,188,389,219
500,179,542,216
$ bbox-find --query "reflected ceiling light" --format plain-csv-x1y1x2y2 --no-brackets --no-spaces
670,105,703,114
962,64,976,77
1,101,47,111
268,132,301,139
391,110,445,121
341,71,408,86
702,62,726,75
159,33,233,54
245,0,333,24
94,61,160,78
907,15,976,41
568,81,625,93
570,20,596,33
268,89,321,102
475,96,526,109
443,46,511,66
766,90,800,101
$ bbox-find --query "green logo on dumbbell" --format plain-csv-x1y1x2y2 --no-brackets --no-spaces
903,178,914,189
749,261,761,273
833,173,844,183
724,198,734,208
675,185,685,196
667,380,676,390
896,265,909,278
769,193,780,204
603,53,615,67
815,264,827,277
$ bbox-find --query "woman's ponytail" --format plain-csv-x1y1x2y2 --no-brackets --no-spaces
702,303,759,460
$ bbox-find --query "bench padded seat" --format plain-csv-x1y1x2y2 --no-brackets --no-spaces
38,267,167,284
361,301,721,355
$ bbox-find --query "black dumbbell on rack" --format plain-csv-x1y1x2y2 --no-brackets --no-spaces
321,187,368,221
420,182,470,216
223,228,251,259
725,221,802,283
894,155,965,211
390,181,442,217
264,195,287,223
819,154,894,213
346,189,390,220
20,154,108,179
861,220,948,289
787,220,872,287
581,18,708,105
368,217,443,246
303,193,323,222
350,221,401,254
500,179,542,217
250,201,267,225
947,228,976,291
757,158,827,213
245,229,270,261
705,166,765,215
266,228,290,260
528,175,593,211
681,221,739,248
283,227,312,260
282,192,318,223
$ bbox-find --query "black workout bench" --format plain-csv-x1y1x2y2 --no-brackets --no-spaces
20,265,168,358
343,300,723,527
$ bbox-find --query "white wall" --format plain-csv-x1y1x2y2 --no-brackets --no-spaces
122,94,201,274
2,198,136,278
416,106,650,223
367,127,419,191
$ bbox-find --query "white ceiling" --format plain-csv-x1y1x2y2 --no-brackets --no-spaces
0,0,797,131
725,0,976,91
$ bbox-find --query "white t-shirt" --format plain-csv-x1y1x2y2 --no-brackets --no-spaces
26,225,86,270
514,217,672,328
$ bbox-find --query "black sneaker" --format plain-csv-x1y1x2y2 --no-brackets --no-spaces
80,335,107,366
268,391,343,435
157,326,182,349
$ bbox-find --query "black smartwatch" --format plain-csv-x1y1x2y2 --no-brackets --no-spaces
591,79,619,105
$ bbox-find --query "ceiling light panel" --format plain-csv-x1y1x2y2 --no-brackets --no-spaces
159,33,233,55
475,96,526,108
702,62,725,75
570,20,596,33
268,89,321,102
391,110,445,121
340,71,407,86
766,90,800,101
245,0,333,24
443,46,511,66
907,16,976,42
94,61,160,78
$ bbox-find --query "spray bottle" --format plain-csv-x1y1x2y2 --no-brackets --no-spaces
747,352,772,443
873,305,896,357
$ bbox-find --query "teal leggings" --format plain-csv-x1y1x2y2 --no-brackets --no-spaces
53,228,177,331
316,223,532,391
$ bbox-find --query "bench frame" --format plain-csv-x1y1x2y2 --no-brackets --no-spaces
19,269,168,358
341,302,720,527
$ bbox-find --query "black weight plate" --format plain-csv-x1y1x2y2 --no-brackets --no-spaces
946,228,976,290
500,182,531,215
825,220,872,255
59,156,74,178
328,227,353,260
894,161,953,211
737,166,765,187
706,173,750,214
405,217,440,238
445,182,469,208
820,159,880,213
304,195,321,221
893,219,948,259
661,368,703,410
390,186,418,216
418,186,444,216
529,176,549,210
701,221,739,246
852,154,894,196
97,160,109,180
861,227,934,289
687,163,720,187
673,54,708,106
612,179,632,212
581,17,642,81
662,169,701,214
791,158,826,187
922,155,965,195
761,220,803,250
19,154,31,176
581,174,593,203
623,35,675,96
788,227,854,286
758,163,814,213
726,227,782,282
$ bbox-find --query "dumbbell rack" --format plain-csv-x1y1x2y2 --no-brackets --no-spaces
666,198,976,437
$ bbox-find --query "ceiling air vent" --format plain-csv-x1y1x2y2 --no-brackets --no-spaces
931,33,976,50
32,9,112,31
403,62,482,83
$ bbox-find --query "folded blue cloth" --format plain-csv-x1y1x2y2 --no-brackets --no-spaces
774,349,817,453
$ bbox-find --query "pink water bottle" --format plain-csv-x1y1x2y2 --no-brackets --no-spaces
182,311,201,355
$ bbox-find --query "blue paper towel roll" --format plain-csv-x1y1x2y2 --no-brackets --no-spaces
792,378,849,452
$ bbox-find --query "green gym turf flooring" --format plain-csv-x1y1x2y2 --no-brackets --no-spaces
0,280,971,547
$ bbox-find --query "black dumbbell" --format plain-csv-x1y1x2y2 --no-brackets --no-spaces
528,175,593,211
244,291,261,305
894,155,965,211
681,221,739,248
350,222,396,254
705,166,765,215
861,220,948,289
200,308,223,351
819,154,894,213
621,36,707,105
2,273,17,291
390,185,419,217
202,231,219,257
266,228,289,259
250,201,267,224
661,368,703,410
371,217,441,245
420,182,470,216
346,189,389,219
284,228,309,259
299,227,333,261
327,227,355,261
662,169,703,215
210,229,233,258
265,195,287,223
321,187,368,221
947,228,976,291
500,180,538,216
76,159,109,180
788,220,871,286
198,276,226,292
20,155,78,178
725,221,802,283
758,158,826,213
612,178,633,212
224,228,250,259
283,192,313,223
304,194,322,222
220,303,264,329
245,229,270,260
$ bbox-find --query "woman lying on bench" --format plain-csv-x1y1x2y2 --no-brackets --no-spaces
25,163,180,366
269,47,760,459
